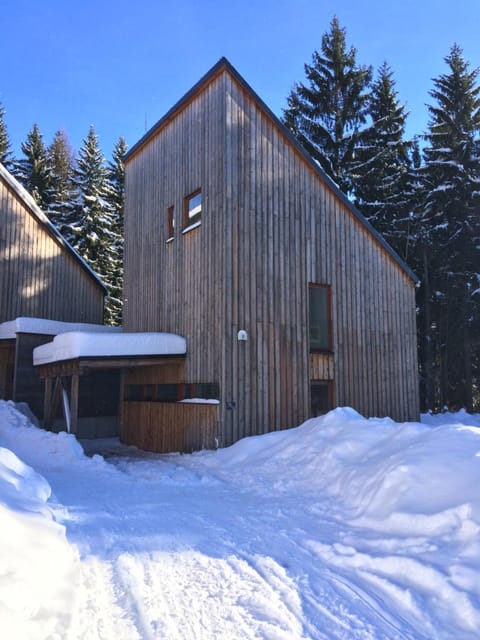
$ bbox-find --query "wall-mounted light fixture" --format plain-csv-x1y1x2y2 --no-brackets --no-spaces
237,329,248,341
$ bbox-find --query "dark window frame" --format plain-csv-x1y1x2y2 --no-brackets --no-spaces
167,205,175,241
124,382,220,403
309,283,333,353
183,189,202,229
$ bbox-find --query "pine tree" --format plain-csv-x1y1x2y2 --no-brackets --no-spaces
401,137,423,263
282,16,372,194
47,129,76,235
71,125,114,304
352,62,411,258
0,101,13,170
15,124,52,209
419,44,480,411
104,136,128,325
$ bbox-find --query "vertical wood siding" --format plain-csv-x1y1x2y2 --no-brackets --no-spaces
123,68,419,449
310,354,335,380
0,177,104,324
122,401,220,453
121,362,221,452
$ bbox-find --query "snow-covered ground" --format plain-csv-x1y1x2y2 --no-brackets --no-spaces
1,400,479,639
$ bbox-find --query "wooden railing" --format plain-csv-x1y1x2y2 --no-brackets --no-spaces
121,401,220,453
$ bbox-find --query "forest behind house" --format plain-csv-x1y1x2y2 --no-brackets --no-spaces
1,17,478,412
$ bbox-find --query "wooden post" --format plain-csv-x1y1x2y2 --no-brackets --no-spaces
43,377,53,428
70,374,79,435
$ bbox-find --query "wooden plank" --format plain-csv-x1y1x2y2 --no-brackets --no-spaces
43,377,53,428
70,374,79,434
37,356,185,379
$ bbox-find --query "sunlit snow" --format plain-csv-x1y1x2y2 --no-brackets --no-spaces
0,400,479,639
33,331,186,365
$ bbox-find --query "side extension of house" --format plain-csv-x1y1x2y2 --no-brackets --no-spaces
0,163,106,413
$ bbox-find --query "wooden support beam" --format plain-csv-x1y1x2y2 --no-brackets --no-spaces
36,355,184,379
70,374,79,435
43,377,54,428
51,376,63,428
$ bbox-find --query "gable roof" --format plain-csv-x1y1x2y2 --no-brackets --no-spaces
125,57,418,284
0,162,107,294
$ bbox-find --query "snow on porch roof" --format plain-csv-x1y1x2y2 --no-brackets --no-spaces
33,331,187,366
0,317,122,340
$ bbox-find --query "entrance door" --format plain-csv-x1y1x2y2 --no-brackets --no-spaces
310,380,332,416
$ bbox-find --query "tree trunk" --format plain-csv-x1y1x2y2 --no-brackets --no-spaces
463,287,473,412
422,247,434,410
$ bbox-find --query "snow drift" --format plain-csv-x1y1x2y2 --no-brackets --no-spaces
0,402,80,640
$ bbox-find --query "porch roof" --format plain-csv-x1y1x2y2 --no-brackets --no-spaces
33,331,187,367
0,317,121,340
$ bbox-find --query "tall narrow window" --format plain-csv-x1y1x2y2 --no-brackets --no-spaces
309,284,332,351
167,205,175,240
184,189,202,228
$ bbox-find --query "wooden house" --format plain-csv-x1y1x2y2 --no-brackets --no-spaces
120,58,419,452
0,163,107,418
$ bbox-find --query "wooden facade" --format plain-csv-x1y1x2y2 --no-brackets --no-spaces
122,58,419,451
0,163,106,415
0,163,105,324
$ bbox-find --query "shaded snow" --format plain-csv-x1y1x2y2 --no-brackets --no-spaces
0,402,80,639
1,400,480,639
0,317,121,340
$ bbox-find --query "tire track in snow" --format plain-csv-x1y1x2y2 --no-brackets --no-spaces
110,549,309,639
231,518,410,640
68,558,143,640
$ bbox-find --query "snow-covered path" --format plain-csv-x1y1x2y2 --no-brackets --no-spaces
43,451,408,640
1,402,480,639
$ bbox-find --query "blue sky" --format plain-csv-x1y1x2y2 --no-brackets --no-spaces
2,0,479,160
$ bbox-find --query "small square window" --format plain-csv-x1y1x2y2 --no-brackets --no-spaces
167,205,175,240
184,189,202,228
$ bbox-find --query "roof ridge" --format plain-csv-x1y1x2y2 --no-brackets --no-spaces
124,58,418,284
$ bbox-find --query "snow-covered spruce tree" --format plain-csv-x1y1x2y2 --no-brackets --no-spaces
402,136,439,411
282,16,372,195
71,125,115,320
419,44,480,411
400,137,424,264
15,123,52,210
47,130,77,238
104,136,127,326
0,101,13,170
352,62,412,259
